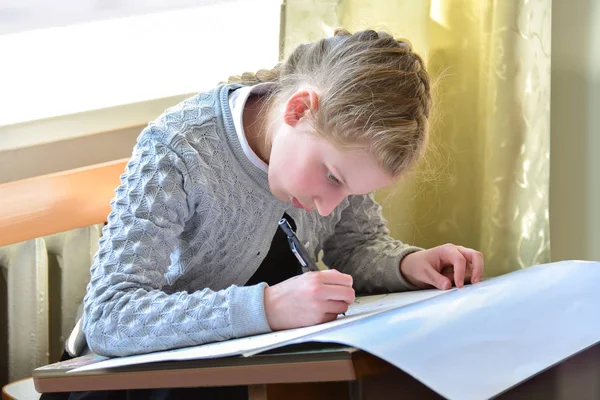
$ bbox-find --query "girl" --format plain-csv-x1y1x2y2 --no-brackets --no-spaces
68,28,483,398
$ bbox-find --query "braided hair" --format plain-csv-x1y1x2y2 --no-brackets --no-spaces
226,28,432,177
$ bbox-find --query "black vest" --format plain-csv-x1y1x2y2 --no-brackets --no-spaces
245,213,303,286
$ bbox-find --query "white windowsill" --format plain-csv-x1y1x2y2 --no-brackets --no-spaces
0,93,194,151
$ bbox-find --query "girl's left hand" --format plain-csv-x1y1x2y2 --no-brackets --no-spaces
399,244,484,290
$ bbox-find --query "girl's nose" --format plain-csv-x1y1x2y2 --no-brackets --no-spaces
314,192,346,216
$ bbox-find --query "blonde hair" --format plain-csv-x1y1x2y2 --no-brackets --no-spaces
227,28,432,177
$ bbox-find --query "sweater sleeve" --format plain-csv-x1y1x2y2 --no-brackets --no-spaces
82,125,271,357
321,193,422,294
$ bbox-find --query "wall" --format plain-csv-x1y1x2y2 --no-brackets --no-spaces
550,0,600,261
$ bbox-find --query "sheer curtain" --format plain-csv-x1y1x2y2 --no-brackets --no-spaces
283,0,551,277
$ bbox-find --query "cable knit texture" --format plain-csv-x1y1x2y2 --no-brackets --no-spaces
82,84,421,357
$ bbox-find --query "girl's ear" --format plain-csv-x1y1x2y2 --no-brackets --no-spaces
283,89,319,127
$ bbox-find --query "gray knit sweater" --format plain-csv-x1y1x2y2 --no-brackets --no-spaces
82,84,420,357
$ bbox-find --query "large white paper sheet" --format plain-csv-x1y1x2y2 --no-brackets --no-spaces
70,288,446,373
69,260,600,400
298,260,600,399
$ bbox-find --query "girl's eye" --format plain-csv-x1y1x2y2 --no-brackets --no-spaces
327,171,341,185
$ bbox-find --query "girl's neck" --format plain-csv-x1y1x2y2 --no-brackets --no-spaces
242,93,273,165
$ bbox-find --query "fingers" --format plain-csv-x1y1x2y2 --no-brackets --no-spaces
441,244,467,288
439,245,484,286
403,252,451,290
398,244,485,292
457,246,485,283
324,300,351,316
425,266,452,290
265,270,353,331
313,269,353,287
316,283,355,304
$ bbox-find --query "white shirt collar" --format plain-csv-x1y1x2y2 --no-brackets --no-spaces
228,82,276,173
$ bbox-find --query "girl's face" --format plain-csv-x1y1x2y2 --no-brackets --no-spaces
268,119,394,216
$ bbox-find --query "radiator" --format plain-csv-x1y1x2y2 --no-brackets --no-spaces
0,224,103,387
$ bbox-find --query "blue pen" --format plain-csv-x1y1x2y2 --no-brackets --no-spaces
278,217,319,273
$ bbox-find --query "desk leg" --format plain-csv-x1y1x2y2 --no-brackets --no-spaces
348,380,362,400
253,381,359,400
248,384,268,400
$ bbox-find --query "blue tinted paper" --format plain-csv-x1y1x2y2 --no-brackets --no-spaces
67,260,600,400
304,260,600,399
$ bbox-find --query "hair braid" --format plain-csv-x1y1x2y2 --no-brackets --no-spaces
221,63,282,86
221,28,433,176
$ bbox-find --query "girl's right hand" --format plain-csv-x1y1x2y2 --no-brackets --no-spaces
264,269,355,330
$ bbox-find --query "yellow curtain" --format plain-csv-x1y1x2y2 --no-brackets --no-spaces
283,0,551,277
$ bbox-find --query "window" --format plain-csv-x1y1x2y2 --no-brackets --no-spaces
0,0,281,136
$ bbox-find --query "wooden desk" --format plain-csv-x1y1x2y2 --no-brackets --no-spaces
33,345,390,399
33,343,600,399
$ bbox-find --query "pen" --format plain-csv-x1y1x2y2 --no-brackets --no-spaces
278,217,320,272
278,217,346,316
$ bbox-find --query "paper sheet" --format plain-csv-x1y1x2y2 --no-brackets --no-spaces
69,260,600,400
70,288,446,373
291,260,600,399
